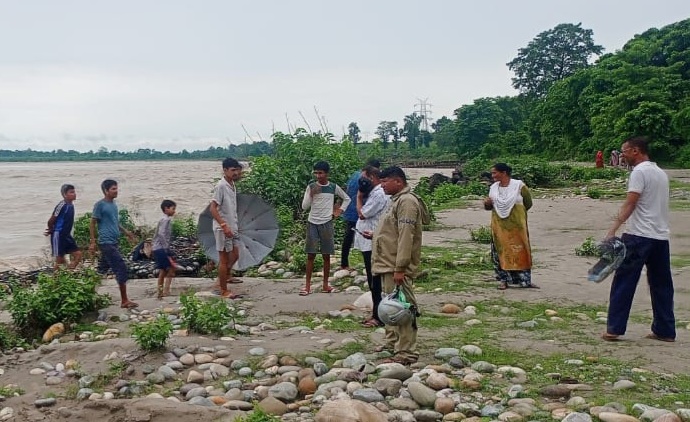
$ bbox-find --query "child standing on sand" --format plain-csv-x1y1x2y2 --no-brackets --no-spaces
45,184,82,269
152,199,177,299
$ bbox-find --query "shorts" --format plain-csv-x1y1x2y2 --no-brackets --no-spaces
51,232,79,257
153,248,173,270
214,228,240,252
305,221,335,255
99,243,129,285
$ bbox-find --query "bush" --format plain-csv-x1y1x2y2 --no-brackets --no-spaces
0,324,27,351
171,214,198,238
575,236,600,257
132,315,173,351
470,226,493,244
586,187,602,199
180,293,234,336
8,268,112,338
74,208,139,254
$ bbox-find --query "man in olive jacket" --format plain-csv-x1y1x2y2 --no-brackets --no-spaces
372,166,430,364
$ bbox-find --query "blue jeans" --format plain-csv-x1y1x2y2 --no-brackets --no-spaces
607,234,676,339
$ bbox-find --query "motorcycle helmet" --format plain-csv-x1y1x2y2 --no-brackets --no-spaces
588,236,626,283
378,288,414,326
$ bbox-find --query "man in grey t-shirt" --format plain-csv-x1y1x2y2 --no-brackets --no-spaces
602,136,676,342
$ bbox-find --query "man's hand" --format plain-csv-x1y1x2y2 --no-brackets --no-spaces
223,226,233,238
43,229,52,236
483,197,493,210
362,230,373,240
333,208,343,218
89,239,97,254
393,271,405,285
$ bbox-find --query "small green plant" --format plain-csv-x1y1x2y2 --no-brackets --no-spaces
0,385,25,397
0,324,27,351
469,225,493,244
234,407,282,422
132,315,173,351
575,236,600,257
172,214,198,238
8,268,112,338
586,187,602,199
180,293,234,336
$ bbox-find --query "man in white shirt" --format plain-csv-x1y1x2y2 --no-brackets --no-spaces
602,136,676,342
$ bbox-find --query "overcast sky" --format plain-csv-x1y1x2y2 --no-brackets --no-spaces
1,1,689,152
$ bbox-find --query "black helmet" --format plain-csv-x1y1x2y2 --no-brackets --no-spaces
588,237,626,283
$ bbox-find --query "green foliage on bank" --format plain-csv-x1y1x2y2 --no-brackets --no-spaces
74,209,138,255
7,269,112,338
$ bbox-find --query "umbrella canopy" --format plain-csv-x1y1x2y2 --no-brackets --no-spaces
198,193,279,270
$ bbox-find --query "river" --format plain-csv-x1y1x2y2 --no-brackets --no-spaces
0,160,452,270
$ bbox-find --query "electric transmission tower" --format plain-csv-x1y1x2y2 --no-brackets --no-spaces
414,98,433,132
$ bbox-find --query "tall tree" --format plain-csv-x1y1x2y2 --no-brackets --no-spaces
375,121,398,149
347,122,361,144
402,113,423,150
507,23,603,97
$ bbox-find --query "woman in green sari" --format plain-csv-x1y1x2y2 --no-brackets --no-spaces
483,163,538,290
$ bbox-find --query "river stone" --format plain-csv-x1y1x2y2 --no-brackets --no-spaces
507,384,524,398
179,353,195,366
268,382,298,402
613,380,636,390
448,356,471,368
641,409,672,421
187,370,204,384
598,413,641,422
498,411,524,422
185,387,208,400
343,352,368,369
314,399,387,422
188,396,214,407
313,362,329,376
157,365,177,380
34,398,57,408
414,410,444,421
389,397,420,411
257,396,288,416
238,367,253,377
373,378,402,396
248,347,267,356
434,348,459,359
407,382,437,408
224,400,254,411
471,361,495,373
562,413,593,422
443,412,468,421
441,304,461,314
676,409,690,421
78,375,95,388
653,414,682,422
426,373,450,390
209,363,230,377
378,364,413,381
45,376,63,386
481,404,505,417
590,406,623,417
434,397,455,415
387,409,416,422
29,368,45,375
76,388,94,400
146,371,165,384
541,384,572,398
461,345,482,356
194,354,214,364
352,388,385,403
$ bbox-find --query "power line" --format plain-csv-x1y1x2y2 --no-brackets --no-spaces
414,98,433,132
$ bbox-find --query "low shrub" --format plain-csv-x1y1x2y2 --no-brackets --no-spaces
171,214,198,238
7,268,112,338
0,324,27,351
575,236,600,257
180,293,234,336
132,315,173,351
470,226,493,244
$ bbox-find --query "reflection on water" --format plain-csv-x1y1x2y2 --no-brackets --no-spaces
0,161,452,270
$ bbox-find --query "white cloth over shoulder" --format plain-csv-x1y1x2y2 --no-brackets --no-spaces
354,185,390,252
489,179,524,219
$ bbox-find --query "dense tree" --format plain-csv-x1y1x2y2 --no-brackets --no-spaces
507,23,603,97
347,122,361,144
375,121,398,149
402,113,423,150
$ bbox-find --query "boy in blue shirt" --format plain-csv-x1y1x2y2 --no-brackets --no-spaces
45,184,82,269
89,179,138,308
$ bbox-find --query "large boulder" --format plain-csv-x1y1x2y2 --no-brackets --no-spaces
315,398,387,422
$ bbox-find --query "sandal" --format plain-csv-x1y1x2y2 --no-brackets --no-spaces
228,277,243,284
519,283,540,289
321,286,339,293
362,318,384,328
644,333,675,342
497,282,508,290
120,301,139,309
218,290,243,299
381,355,417,365
374,345,393,353
299,287,311,296
601,332,621,341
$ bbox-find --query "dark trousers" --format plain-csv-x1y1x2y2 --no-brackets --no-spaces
607,234,676,339
340,220,357,267
362,251,382,321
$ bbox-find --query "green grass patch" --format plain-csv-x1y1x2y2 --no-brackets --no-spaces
671,254,690,268
417,244,493,293
670,199,690,211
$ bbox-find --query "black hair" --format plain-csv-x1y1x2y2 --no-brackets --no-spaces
379,166,407,183
492,163,512,176
624,136,649,154
313,161,330,173
358,177,374,196
60,184,75,196
101,179,118,194
161,199,177,211
363,165,380,179
366,158,381,168
222,157,242,169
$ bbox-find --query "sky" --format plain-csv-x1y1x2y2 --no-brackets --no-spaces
1,1,689,153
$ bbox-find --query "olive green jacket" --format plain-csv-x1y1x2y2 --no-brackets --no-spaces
372,186,429,277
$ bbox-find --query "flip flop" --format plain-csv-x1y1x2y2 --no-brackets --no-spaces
299,288,311,296
601,332,621,341
228,277,244,284
321,286,339,293
381,355,417,365
120,301,139,309
218,290,244,299
644,333,675,342
497,282,508,290
362,318,384,328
